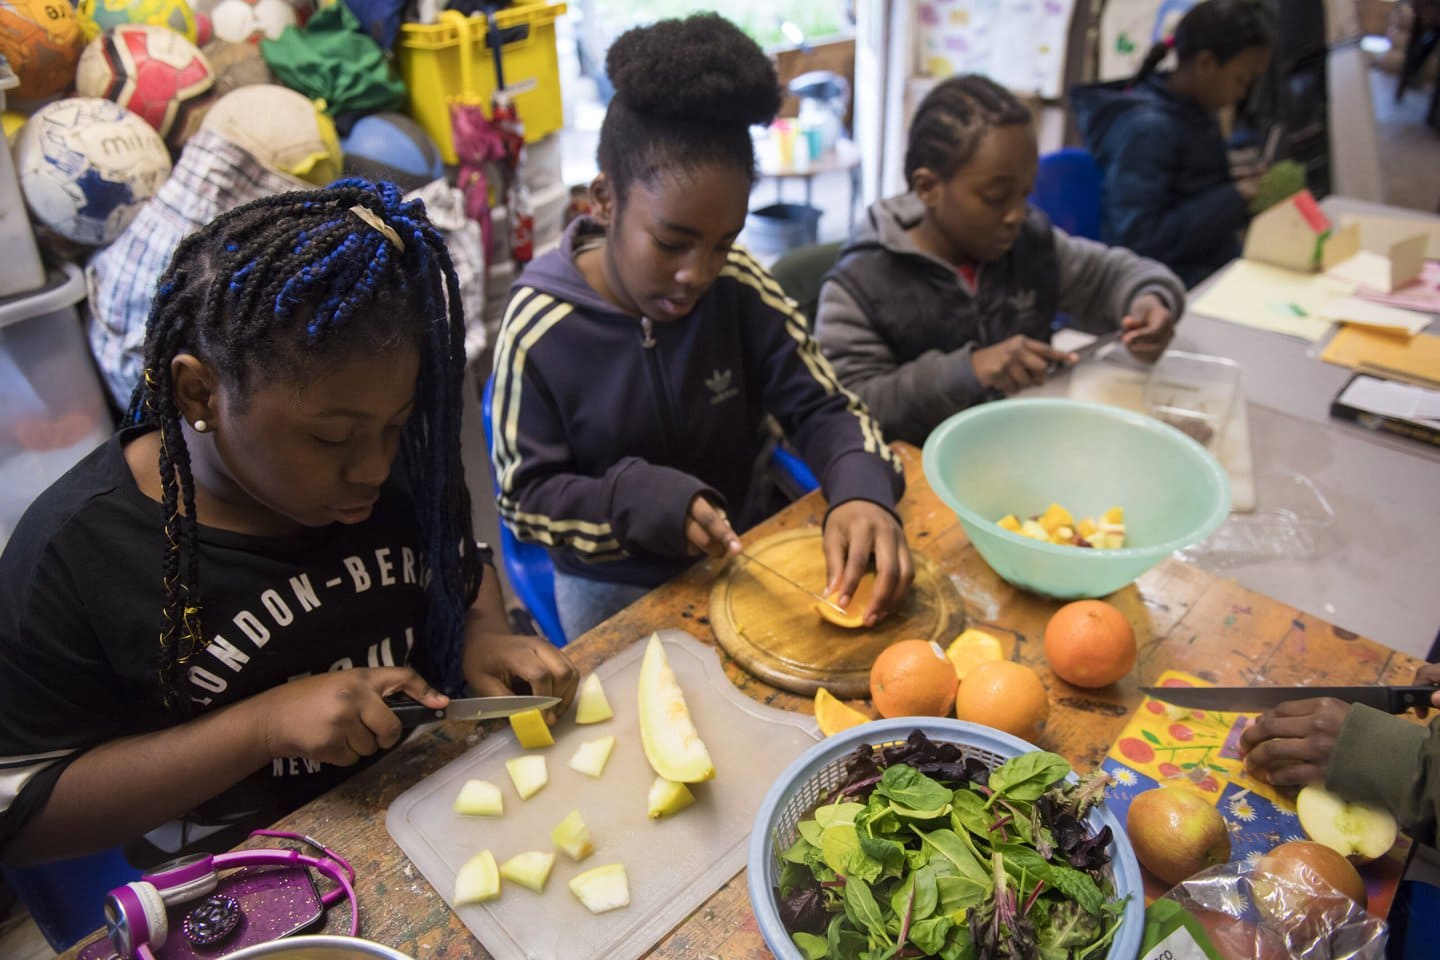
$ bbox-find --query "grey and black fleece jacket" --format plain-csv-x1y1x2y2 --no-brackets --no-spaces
813,193,1187,447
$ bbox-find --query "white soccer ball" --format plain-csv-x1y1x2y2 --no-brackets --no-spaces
203,0,307,43
15,97,173,246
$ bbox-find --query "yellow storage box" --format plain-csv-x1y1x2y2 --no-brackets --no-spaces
396,2,566,164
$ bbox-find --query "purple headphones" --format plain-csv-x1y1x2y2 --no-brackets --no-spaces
103,830,359,959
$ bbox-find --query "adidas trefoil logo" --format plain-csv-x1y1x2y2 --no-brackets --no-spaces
706,368,738,405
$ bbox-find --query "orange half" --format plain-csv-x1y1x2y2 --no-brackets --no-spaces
814,573,877,629
814,687,871,736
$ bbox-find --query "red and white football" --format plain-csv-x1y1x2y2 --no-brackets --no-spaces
76,23,215,153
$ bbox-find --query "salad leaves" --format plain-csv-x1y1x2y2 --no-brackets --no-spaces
775,731,1127,960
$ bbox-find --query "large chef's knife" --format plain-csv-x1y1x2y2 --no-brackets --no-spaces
736,551,849,616
390,694,561,729
1140,685,1436,715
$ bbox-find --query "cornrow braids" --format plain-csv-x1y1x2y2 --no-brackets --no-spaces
597,13,781,201
1131,0,1274,86
128,179,482,710
904,75,1033,187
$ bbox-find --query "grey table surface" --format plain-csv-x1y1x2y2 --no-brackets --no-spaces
1041,196,1440,660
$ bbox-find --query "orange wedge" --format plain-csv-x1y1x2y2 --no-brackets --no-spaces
814,573,877,629
945,628,1004,681
814,687,871,736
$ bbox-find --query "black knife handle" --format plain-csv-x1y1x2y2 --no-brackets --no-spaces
384,694,445,730
1388,686,1438,714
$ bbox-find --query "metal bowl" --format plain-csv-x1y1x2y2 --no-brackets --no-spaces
223,935,415,960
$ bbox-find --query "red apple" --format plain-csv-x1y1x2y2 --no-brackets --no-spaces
1127,786,1232,886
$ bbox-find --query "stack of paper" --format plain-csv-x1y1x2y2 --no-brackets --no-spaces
1321,327,1440,383
1319,297,1432,336
1191,261,1353,341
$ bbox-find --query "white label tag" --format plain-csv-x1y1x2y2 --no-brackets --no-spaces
1142,925,1212,960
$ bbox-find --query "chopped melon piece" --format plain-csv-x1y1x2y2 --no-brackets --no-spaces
1050,525,1075,544
499,850,556,893
505,754,549,799
637,633,715,782
1019,520,1050,541
1076,518,1098,538
568,735,616,778
574,673,614,724
454,850,500,904
453,779,503,817
647,776,696,819
508,708,554,748
1103,506,1124,525
997,514,1022,532
551,809,595,861
569,863,630,914
1037,502,1073,533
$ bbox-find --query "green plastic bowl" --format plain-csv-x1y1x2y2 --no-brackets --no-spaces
921,398,1231,598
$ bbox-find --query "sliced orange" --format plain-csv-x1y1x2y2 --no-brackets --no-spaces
814,687,871,736
945,628,1004,681
814,573,877,629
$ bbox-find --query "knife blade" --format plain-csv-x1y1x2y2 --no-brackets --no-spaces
736,551,849,616
389,694,561,729
1140,685,1435,715
1047,329,1125,375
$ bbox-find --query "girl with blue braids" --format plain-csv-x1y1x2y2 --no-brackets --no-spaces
0,180,577,868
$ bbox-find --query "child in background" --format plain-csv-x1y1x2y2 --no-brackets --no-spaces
0,180,576,867
1071,0,1275,287
491,14,909,641
815,75,1186,448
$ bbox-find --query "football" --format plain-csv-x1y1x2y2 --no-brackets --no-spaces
76,24,215,152
0,0,86,100
77,0,197,42
15,97,172,246
199,0,310,43
201,83,341,185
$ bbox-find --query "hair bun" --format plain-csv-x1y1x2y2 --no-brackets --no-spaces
605,14,781,129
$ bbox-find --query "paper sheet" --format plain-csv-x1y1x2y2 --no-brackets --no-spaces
1320,296,1432,336
1190,261,1354,341
1321,327,1440,383
1357,260,1440,313
1338,376,1440,422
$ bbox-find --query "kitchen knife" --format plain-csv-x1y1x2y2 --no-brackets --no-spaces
389,694,561,729
1140,685,1436,715
736,551,850,616
1047,329,1124,375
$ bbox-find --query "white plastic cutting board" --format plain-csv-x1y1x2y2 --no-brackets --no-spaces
386,629,821,960
1066,360,1257,512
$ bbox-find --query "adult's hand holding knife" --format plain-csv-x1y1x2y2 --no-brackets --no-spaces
1149,663,1440,789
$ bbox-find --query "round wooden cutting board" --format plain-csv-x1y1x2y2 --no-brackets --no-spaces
710,528,966,698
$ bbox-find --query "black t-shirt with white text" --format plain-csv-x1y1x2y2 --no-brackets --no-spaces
0,426,447,860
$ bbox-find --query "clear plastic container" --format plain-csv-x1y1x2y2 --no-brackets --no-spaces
1142,350,1242,449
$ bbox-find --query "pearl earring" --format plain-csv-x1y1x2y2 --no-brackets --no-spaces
194,419,209,433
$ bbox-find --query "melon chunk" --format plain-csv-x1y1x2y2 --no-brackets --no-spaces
568,735,616,778
454,850,500,905
551,809,595,861
568,863,630,914
505,754,549,799
637,633,715,782
647,776,696,819
509,708,554,748
499,850,555,893
574,673,614,724
453,779,503,817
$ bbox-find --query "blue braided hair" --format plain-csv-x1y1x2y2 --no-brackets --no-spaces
128,178,481,709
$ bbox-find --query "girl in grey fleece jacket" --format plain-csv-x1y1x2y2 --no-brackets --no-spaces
814,75,1187,447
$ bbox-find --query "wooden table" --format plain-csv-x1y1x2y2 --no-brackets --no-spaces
64,443,1425,959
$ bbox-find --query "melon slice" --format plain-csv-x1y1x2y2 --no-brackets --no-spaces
551,809,595,861
574,673,614,724
509,708,554,748
637,633,715,782
505,754,549,799
499,850,555,893
647,776,696,819
453,778,503,817
568,735,616,778
569,863,630,914
454,850,500,904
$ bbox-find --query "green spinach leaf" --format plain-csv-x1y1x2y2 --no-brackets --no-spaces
988,752,1071,804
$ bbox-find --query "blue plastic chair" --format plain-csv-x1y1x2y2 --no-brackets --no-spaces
2,846,138,951
1030,147,1103,242
481,375,567,648
481,376,819,646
